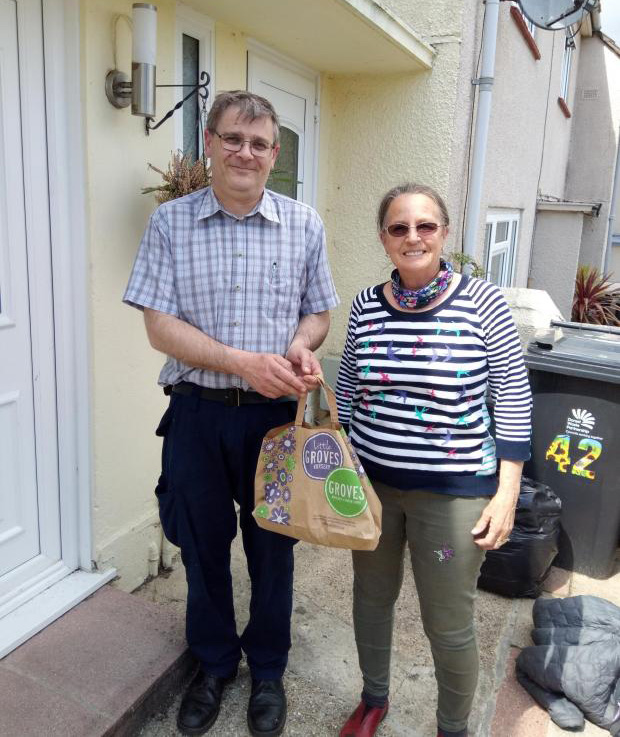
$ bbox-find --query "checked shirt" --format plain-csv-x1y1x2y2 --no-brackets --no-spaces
124,187,339,390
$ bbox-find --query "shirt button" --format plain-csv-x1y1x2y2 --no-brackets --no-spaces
237,252,243,258
234,285,241,291
232,321,240,327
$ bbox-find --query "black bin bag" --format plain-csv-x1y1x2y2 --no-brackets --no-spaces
477,477,561,598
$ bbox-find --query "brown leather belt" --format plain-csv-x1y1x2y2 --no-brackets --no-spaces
166,381,291,407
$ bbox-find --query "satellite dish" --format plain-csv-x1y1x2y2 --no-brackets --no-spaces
518,0,597,30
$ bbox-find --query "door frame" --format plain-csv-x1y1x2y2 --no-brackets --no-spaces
43,0,93,574
174,3,215,159
0,0,114,657
246,38,320,208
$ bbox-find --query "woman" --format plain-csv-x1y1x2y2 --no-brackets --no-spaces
335,183,531,737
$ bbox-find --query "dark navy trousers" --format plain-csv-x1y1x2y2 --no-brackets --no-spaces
155,391,297,680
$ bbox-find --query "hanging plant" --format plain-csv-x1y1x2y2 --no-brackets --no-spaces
142,151,211,204
571,265,620,326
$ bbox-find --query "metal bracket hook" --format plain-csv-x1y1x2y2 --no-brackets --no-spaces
145,71,210,136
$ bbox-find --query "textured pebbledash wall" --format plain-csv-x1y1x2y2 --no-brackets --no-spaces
320,44,468,358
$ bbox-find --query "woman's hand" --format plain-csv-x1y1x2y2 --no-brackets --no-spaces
471,460,523,550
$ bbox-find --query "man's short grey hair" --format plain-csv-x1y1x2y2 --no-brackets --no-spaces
207,90,280,144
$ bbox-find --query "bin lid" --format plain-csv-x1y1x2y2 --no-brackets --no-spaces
526,322,620,383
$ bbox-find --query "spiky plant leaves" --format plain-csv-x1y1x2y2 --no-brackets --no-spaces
571,265,620,326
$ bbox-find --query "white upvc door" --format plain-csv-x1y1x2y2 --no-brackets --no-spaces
247,45,318,206
0,0,61,611
0,0,40,578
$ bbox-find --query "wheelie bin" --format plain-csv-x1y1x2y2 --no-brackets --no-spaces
525,320,620,578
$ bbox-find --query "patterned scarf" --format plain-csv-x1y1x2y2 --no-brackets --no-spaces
391,259,454,309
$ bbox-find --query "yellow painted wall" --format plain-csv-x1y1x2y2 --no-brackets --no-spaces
82,2,253,590
214,21,247,92
82,0,178,589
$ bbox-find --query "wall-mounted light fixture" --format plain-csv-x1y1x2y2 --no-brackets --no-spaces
105,3,157,117
105,3,209,135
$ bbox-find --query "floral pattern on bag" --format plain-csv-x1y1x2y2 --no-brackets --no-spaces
270,506,290,525
259,427,298,517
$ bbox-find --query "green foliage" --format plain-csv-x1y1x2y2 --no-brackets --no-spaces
447,251,485,278
571,265,620,327
142,151,211,204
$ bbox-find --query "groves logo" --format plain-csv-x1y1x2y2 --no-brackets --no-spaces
566,408,596,435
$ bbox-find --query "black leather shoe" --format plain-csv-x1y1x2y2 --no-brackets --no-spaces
247,679,287,737
176,669,236,735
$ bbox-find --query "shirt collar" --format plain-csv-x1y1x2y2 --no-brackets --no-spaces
197,187,280,224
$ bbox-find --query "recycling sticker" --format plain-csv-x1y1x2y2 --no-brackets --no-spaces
324,468,368,517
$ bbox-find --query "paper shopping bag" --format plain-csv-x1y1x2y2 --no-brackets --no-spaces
253,377,381,550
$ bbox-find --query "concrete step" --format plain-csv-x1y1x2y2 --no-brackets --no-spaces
0,585,194,737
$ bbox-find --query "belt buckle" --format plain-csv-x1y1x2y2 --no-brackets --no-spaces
227,387,241,407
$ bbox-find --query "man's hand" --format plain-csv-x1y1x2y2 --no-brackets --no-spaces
286,343,322,390
238,352,307,398
285,311,330,390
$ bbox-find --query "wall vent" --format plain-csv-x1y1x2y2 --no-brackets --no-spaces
582,88,599,100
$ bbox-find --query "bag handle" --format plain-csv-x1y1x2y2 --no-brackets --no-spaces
294,376,341,429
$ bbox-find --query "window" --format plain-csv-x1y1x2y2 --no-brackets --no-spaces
267,127,300,199
484,211,520,287
560,33,575,101
176,6,214,161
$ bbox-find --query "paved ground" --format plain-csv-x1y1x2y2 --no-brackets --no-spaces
0,586,190,737
134,531,620,737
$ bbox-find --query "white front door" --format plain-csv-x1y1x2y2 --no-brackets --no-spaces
0,0,60,609
248,48,318,206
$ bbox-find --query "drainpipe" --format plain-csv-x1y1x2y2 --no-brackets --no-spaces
604,127,620,273
463,0,500,265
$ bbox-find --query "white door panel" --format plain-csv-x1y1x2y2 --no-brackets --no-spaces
248,51,317,205
0,0,41,578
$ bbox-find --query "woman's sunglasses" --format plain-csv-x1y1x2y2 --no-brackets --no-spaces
384,222,443,238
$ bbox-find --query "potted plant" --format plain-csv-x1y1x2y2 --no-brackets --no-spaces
142,151,211,204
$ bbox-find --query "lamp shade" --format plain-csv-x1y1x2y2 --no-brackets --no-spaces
132,3,157,66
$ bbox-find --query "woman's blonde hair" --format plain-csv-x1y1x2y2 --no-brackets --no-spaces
377,183,449,231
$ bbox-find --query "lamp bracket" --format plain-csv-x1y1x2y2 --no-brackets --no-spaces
145,71,210,135
105,70,132,108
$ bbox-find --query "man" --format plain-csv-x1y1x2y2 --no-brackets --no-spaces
124,91,339,736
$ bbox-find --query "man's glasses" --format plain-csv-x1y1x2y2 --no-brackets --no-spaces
213,131,275,157
383,222,443,238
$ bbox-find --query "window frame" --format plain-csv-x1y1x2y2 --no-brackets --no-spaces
484,210,521,287
175,4,215,160
560,33,574,103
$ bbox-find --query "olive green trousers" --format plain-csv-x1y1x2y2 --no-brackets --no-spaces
352,481,488,734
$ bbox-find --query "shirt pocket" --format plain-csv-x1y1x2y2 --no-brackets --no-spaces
264,255,302,320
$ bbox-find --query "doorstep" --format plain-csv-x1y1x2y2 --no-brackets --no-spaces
0,585,194,737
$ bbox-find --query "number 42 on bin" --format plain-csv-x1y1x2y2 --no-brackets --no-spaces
545,434,602,480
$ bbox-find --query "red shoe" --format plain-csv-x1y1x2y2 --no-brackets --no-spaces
339,700,389,737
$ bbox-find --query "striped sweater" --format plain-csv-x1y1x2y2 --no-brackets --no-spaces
335,276,532,495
